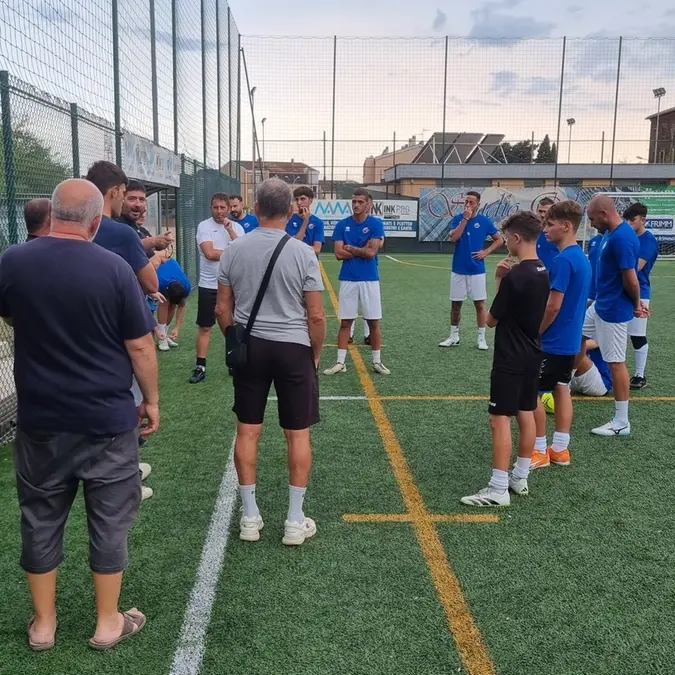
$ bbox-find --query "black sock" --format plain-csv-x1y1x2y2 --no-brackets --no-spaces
196,357,206,368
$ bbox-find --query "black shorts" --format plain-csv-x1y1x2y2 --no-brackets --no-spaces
233,336,320,430
538,353,575,392
489,368,539,417
196,287,218,328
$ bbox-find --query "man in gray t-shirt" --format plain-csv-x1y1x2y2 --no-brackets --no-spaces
216,178,326,548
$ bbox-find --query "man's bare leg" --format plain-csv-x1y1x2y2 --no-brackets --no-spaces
92,571,126,643
196,326,211,360
26,571,58,645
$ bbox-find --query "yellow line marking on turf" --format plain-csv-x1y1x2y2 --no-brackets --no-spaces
320,263,496,675
343,513,500,524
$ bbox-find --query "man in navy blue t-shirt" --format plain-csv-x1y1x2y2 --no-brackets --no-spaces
324,189,390,376
286,186,325,255
440,191,503,351
624,203,659,390
535,196,560,270
0,179,157,650
583,196,646,437
230,195,259,234
532,201,591,470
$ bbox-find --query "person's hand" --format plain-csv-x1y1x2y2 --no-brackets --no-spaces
149,292,166,304
495,257,513,279
473,249,489,260
154,233,173,250
462,205,475,221
138,402,159,436
300,207,311,223
635,301,650,318
169,328,179,340
314,355,320,371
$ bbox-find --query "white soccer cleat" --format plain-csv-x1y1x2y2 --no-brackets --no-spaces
323,362,347,375
157,339,170,352
591,420,631,437
239,514,264,542
439,335,460,348
141,486,153,502
167,337,179,348
477,337,489,351
139,462,152,481
373,362,391,375
460,486,510,507
508,475,529,496
282,517,317,546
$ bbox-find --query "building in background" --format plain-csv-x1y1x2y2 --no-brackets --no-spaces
647,106,675,164
363,137,424,184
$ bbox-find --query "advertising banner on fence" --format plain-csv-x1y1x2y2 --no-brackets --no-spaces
122,132,181,187
312,199,418,238
419,186,675,242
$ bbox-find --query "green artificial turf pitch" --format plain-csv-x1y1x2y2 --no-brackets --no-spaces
1,253,674,675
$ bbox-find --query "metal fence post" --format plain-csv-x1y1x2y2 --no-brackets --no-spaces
441,36,448,180
236,34,241,183
330,35,337,197
70,103,80,178
201,0,207,167
553,36,566,187
112,0,122,166
150,0,159,145
227,6,232,173
609,37,623,184
172,0,178,154
176,154,185,267
216,0,221,172
0,71,18,245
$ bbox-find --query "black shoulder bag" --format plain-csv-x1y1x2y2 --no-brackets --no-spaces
225,234,291,376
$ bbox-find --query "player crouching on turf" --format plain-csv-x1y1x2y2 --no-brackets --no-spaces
155,248,191,351
461,211,550,507
531,201,591,470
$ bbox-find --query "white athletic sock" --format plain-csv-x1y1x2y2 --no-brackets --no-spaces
239,484,259,519
349,322,355,338
478,327,486,340
552,431,570,451
450,325,459,337
535,436,548,452
615,400,629,426
372,349,382,364
512,456,531,480
634,344,649,378
287,485,306,524
337,349,347,364
363,319,370,338
157,323,167,338
489,468,509,492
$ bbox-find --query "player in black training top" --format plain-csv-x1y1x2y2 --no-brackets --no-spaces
461,210,550,507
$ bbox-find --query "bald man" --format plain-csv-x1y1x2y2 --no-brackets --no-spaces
583,196,646,437
0,178,158,650
24,198,51,240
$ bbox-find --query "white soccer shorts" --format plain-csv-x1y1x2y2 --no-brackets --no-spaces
450,272,487,302
571,365,608,397
628,299,650,337
583,302,628,364
338,281,382,321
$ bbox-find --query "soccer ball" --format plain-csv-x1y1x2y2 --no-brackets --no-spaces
541,392,555,414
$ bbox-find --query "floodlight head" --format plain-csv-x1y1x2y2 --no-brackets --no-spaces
261,117,267,124
251,86,257,95
566,118,576,126
653,87,666,98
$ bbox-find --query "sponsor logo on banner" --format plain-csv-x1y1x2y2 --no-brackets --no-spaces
122,132,181,187
313,199,418,238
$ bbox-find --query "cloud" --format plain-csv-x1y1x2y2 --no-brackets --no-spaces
468,0,555,41
490,70,560,97
567,4,583,16
432,8,447,31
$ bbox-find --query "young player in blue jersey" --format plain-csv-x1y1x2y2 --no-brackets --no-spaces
583,196,647,437
155,249,192,351
623,203,658,390
229,195,259,234
440,191,503,351
586,231,604,302
286,186,325,255
324,189,390,376
531,201,591,470
535,197,560,270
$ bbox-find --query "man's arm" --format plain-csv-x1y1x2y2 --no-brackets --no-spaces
474,231,504,260
449,215,469,243
125,333,159,434
169,302,187,339
486,312,498,328
334,241,353,260
637,258,648,272
295,213,311,242
621,268,642,311
215,282,235,334
137,261,159,294
304,290,326,367
224,220,240,242
344,238,379,259
142,233,173,252
200,241,225,261
312,241,323,254
540,290,564,334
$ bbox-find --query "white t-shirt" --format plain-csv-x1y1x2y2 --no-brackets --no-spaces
196,217,245,289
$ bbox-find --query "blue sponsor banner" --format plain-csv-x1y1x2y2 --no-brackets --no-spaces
312,200,418,238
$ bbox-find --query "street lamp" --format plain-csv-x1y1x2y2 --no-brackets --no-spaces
653,87,666,164
250,86,257,192
261,117,267,175
566,118,576,164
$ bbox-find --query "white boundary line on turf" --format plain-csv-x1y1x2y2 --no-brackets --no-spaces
269,395,367,401
169,435,238,675
385,255,401,262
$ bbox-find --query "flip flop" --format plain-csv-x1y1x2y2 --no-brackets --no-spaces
27,616,57,652
88,608,146,651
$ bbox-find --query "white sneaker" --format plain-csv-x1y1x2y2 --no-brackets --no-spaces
439,335,460,347
239,513,264,542
460,486,510,507
323,362,347,375
167,337,179,348
373,362,391,375
508,475,529,496
591,419,631,437
141,486,153,501
158,339,170,352
282,517,317,546
139,462,152,481
477,337,489,351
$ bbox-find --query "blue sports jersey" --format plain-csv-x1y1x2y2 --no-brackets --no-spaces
595,222,640,323
333,216,384,282
542,244,592,356
587,233,603,300
157,258,192,296
537,232,560,271
636,230,658,300
286,214,325,247
234,213,259,234
589,347,613,392
450,214,498,276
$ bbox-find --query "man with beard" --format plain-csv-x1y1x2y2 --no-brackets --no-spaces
229,194,259,234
